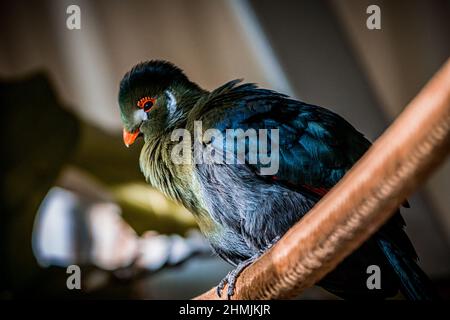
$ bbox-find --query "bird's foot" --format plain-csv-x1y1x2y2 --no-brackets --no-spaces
216,236,281,299
262,235,280,253
216,255,259,299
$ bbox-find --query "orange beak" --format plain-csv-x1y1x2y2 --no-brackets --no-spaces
123,128,140,147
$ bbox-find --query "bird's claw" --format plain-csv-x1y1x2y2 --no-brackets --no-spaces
216,270,236,299
264,235,280,252
216,238,280,299
216,275,227,298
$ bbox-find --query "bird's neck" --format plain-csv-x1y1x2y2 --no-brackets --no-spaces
139,120,204,209
172,83,209,114
139,132,215,234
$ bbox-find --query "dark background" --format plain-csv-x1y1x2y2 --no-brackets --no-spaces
0,0,449,299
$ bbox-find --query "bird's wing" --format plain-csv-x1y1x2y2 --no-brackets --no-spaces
192,81,416,258
192,80,371,193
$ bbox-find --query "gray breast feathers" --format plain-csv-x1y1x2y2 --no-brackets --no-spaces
194,162,316,262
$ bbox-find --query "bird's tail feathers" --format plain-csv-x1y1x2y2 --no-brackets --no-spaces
378,238,439,300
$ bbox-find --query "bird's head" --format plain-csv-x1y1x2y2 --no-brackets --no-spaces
118,60,203,147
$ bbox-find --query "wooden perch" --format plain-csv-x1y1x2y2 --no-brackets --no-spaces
195,59,450,300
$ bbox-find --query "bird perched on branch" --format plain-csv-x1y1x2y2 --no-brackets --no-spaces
118,60,436,300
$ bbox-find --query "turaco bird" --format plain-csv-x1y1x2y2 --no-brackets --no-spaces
118,60,436,300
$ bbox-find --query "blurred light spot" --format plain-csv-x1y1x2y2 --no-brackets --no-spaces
137,233,171,271
113,183,194,224
32,187,77,267
88,203,138,270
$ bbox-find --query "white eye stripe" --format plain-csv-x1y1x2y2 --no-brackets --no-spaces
165,89,177,117
133,109,148,122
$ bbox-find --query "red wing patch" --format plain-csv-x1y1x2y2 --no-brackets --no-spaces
301,184,329,197
271,176,329,197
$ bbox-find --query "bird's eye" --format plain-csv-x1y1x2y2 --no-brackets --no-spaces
137,96,156,113
143,101,153,112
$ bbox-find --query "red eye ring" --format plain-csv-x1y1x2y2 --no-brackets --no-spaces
137,97,156,112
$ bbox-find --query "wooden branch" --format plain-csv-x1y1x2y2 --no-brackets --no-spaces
195,59,450,300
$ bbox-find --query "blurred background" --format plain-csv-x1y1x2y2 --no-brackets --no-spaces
1,0,449,299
